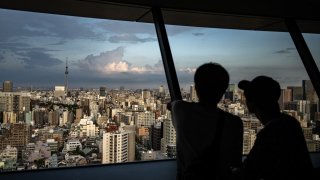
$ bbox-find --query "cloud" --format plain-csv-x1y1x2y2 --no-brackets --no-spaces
0,42,62,68
0,54,4,62
47,39,68,46
192,33,204,36
17,49,63,68
98,20,156,35
274,47,296,54
0,9,104,42
104,61,129,72
178,67,197,73
98,20,200,37
109,34,157,43
166,25,200,36
75,47,164,74
0,42,31,52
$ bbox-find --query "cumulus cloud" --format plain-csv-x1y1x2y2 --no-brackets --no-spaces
104,61,129,72
179,67,197,73
74,47,164,74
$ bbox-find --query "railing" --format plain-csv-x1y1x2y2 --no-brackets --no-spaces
1,153,320,180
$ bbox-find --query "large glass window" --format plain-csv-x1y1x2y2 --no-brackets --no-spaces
0,8,172,172
166,24,320,154
302,33,320,71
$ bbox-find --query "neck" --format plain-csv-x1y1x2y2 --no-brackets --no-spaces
256,110,281,125
199,101,217,108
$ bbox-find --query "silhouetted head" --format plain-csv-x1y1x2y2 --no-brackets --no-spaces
238,76,281,114
194,62,229,105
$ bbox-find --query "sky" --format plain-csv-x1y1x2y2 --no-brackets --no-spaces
0,8,319,90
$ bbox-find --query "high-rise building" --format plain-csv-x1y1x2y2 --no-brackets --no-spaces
33,110,48,127
100,86,106,97
3,81,13,92
142,89,151,100
151,122,163,151
0,123,31,157
0,92,31,112
54,86,65,98
135,111,155,128
190,84,198,102
303,80,317,103
287,86,303,101
75,108,83,124
225,84,236,101
3,111,17,124
48,110,59,126
279,88,292,110
123,125,136,162
243,129,256,154
78,118,99,137
102,131,129,164
159,85,165,97
61,110,69,126
302,80,319,121
302,127,313,140
161,111,176,156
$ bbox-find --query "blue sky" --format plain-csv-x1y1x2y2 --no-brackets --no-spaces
0,8,319,90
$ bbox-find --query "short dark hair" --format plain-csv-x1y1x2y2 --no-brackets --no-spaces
194,62,229,104
238,75,281,108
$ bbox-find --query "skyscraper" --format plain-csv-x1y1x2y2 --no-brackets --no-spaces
0,123,31,157
190,84,198,102
151,122,163,151
100,86,106,97
102,131,129,164
287,86,303,101
161,111,176,156
225,84,236,101
279,88,292,110
303,80,317,103
3,81,13,92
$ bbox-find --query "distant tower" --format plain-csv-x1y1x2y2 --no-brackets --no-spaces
65,58,69,95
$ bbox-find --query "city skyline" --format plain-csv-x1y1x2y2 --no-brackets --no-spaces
0,8,320,89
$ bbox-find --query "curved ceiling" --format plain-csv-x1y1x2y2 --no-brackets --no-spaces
0,0,320,33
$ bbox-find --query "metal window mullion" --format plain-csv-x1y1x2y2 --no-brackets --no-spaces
152,7,182,101
285,18,320,100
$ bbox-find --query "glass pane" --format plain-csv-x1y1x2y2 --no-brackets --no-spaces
0,8,171,172
166,24,319,154
302,33,320,73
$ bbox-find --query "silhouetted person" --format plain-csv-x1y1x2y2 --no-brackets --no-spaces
170,62,243,180
237,75,314,180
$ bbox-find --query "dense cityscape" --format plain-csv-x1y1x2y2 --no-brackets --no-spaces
0,79,319,172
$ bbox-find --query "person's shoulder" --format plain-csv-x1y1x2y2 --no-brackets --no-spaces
280,113,301,127
219,109,243,124
172,100,189,106
172,100,194,110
